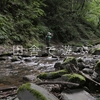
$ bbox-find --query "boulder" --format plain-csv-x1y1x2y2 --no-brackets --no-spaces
61,73,86,87
94,60,100,82
54,62,63,70
23,75,36,81
92,48,100,55
11,56,21,62
37,69,68,79
62,57,78,66
61,89,96,100
95,60,100,73
82,68,93,74
17,83,58,100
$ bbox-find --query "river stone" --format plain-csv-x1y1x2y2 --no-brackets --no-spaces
61,89,96,100
82,68,93,74
92,48,100,55
14,98,19,100
54,62,62,70
17,83,59,100
23,75,36,81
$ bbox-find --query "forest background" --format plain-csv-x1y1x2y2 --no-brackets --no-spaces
0,0,100,48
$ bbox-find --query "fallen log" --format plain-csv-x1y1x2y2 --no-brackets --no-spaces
36,81,79,86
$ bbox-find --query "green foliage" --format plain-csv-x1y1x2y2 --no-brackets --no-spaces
0,0,46,44
83,0,100,26
0,14,11,43
0,0,100,45
42,0,99,43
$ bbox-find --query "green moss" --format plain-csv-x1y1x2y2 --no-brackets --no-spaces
63,57,73,63
37,72,48,79
17,83,47,100
37,70,68,79
17,83,30,93
97,98,100,100
48,69,68,78
97,48,100,50
63,57,77,65
95,60,100,70
92,48,100,55
63,73,86,81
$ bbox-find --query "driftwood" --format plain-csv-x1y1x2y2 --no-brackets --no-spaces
36,81,79,86
72,64,100,86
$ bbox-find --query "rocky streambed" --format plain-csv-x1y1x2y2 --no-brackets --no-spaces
0,45,100,100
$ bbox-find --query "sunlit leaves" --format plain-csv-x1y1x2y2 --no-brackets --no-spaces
84,0,100,26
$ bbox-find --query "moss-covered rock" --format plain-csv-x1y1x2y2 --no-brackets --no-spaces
97,98,100,100
63,57,78,66
17,83,46,100
94,60,100,73
11,56,20,62
61,73,86,86
92,48,100,55
37,70,68,79
17,83,58,100
54,62,63,70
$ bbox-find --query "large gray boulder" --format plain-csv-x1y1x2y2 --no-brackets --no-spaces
17,83,59,100
61,89,96,100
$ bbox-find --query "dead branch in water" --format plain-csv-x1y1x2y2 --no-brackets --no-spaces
72,64,100,86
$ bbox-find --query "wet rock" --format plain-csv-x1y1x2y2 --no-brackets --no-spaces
24,58,32,62
63,57,78,66
60,57,78,73
0,57,6,61
54,62,63,70
11,56,21,62
95,60,100,73
61,89,96,100
82,46,89,51
14,98,19,100
74,47,82,53
61,73,86,87
94,60,100,82
92,48,100,55
91,71,98,79
38,51,48,57
77,62,86,70
37,69,68,79
0,52,13,57
41,53,48,57
82,68,93,74
17,83,59,100
23,75,36,81
45,56,58,61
